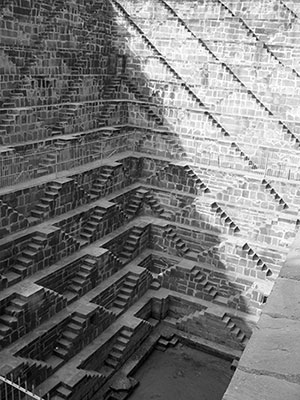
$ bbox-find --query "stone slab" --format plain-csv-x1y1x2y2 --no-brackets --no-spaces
263,278,300,320
239,314,300,383
223,370,300,400
281,231,300,280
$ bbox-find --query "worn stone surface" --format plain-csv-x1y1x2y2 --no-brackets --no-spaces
0,0,299,399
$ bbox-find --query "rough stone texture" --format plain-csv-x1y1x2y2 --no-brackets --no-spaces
224,230,300,399
0,0,299,399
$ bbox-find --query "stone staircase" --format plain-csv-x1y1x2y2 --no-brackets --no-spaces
22,357,53,381
242,243,272,278
221,312,248,347
0,199,29,238
51,371,105,400
36,140,68,177
144,192,170,219
108,250,124,269
126,188,149,217
261,179,289,210
112,0,260,170
175,308,248,347
30,182,62,219
183,166,211,194
51,104,80,137
211,202,240,233
157,0,298,148
163,135,188,159
119,226,146,263
10,234,48,279
90,166,116,198
64,257,97,303
110,269,152,315
104,326,135,369
121,75,164,126
0,296,28,348
52,314,86,362
80,206,107,242
163,226,190,256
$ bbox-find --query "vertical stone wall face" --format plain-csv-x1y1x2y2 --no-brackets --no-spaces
0,0,299,399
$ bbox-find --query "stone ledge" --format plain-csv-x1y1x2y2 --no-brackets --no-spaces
223,230,300,399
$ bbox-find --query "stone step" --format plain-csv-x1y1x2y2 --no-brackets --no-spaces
120,287,132,295
12,264,27,276
77,270,91,280
123,280,136,289
120,328,134,339
32,235,48,245
105,357,118,369
5,305,24,317
56,338,73,350
109,349,123,361
72,276,86,286
62,330,78,341
117,293,130,302
22,249,38,258
0,314,18,328
113,299,126,309
113,343,126,354
5,272,22,286
0,323,12,335
56,386,73,399
27,242,42,252
68,283,82,293
17,256,32,266
116,336,130,346
72,315,86,326
67,323,82,334
126,274,140,284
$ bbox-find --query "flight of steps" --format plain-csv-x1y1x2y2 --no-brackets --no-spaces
80,206,107,242
104,326,135,370
0,199,29,237
175,309,205,327
50,104,79,137
10,234,48,280
222,312,249,347
261,179,289,210
90,166,116,198
242,243,272,278
126,188,149,217
36,140,67,177
51,371,105,400
164,135,188,159
52,315,86,362
121,75,164,126
112,0,259,171
183,166,211,194
110,272,141,315
30,182,62,219
0,297,28,348
119,226,146,263
97,103,118,127
202,278,219,300
174,308,248,348
211,202,240,233
143,192,170,219
144,193,163,215
163,226,190,256
64,257,97,303
108,250,124,270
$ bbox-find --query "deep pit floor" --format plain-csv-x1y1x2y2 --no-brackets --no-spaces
129,343,234,400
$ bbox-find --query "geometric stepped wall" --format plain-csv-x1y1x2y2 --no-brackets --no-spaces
0,0,299,399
